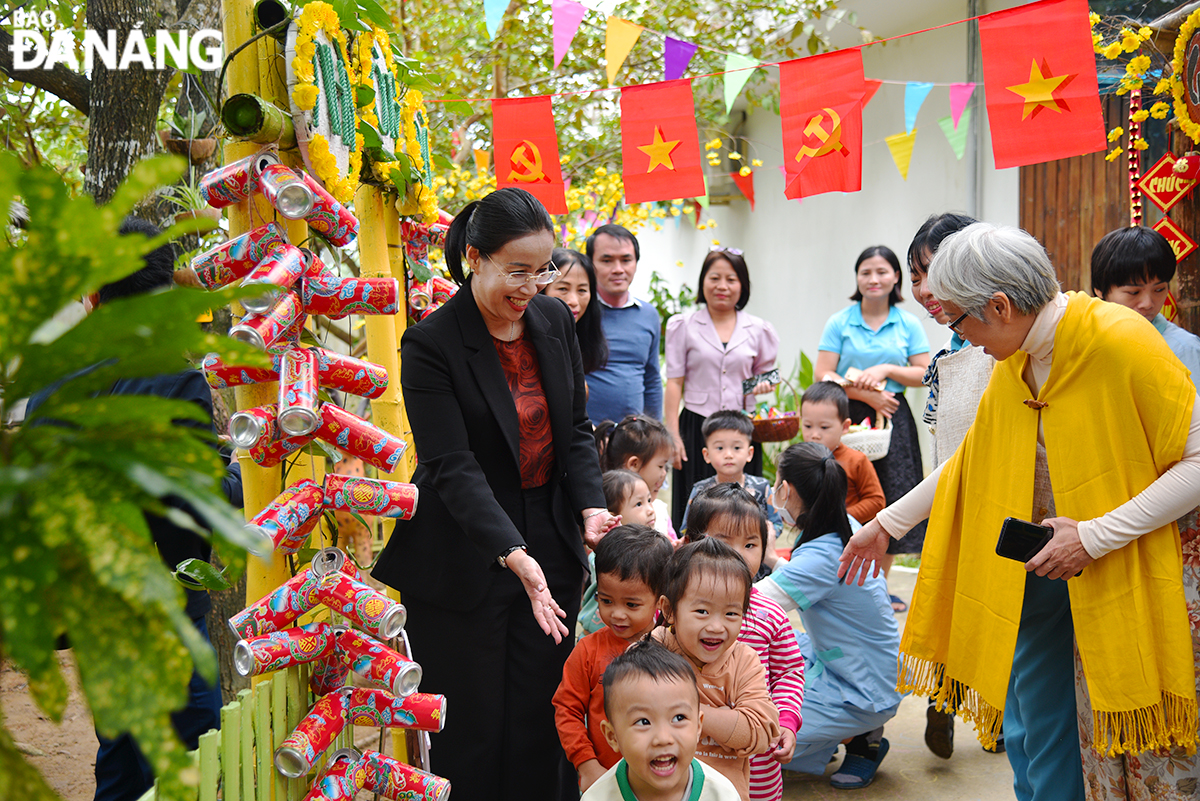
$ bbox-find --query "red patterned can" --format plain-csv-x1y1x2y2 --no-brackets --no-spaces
301,748,367,801
309,649,353,696
199,152,279,209
228,403,278,449
266,311,308,355
231,291,303,351
192,222,288,290
274,689,351,779
315,404,407,473
346,688,446,732
429,276,457,304
278,347,321,437
407,280,432,315
234,620,337,677
301,276,401,319
201,353,277,390
334,628,422,697
323,474,418,521
248,433,311,467
300,172,359,247
310,546,361,581
248,477,324,554
316,572,406,640
228,567,324,639
241,244,308,315
300,248,338,281
258,162,314,219
360,749,450,801
312,348,388,400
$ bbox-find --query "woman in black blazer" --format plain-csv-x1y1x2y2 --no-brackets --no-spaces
373,188,617,800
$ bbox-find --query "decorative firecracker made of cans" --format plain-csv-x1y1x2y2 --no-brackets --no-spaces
401,211,458,320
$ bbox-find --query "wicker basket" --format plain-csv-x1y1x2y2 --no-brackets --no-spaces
841,411,892,461
751,376,800,443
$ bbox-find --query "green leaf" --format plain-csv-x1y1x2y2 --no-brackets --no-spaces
355,83,376,108
174,558,233,591
357,0,394,30
439,94,474,117
433,153,453,170
358,118,384,148
408,252,432,283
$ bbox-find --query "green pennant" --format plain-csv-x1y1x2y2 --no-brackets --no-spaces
723,53,757,114
938,107,971,161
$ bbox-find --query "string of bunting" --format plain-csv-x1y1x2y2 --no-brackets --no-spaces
440,0,1105,207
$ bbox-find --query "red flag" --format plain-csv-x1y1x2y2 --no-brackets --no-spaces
780,50,866,199
729,171,755,210
492,96,567,214
978,0,1105,169
620,80,705,204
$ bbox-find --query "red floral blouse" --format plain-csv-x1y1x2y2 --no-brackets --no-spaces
493,335,556,488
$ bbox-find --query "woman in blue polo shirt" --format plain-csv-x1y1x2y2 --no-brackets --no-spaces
814,246,930,607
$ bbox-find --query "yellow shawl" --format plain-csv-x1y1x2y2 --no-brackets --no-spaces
899,292,1196,756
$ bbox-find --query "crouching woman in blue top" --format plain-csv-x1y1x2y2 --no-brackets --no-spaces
756,443,901,790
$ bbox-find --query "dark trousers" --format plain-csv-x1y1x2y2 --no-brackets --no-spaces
94,616,222,801
402,484,585,801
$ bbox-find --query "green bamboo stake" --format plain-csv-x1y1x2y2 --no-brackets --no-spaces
255,682,273,801
272,672,288,801
222,94,297,147
221,702,242,801
199,731,220,801
238,689,254,801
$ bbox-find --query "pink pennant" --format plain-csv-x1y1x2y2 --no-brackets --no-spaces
949,82,975,130
552,0,587,69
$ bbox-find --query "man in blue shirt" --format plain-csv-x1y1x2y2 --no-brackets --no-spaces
585,224,663,424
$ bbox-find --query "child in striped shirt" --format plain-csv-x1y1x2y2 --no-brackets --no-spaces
685,483,805,801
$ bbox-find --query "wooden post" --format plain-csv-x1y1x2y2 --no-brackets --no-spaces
1168,126,1200,335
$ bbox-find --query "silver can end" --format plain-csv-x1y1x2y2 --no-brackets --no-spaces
240,285,282,315
233,640,256,676
229,324,265,350
275,183,315,219
243,524,275,559
379,603,407,639
394,662,422,697
229,411,267,448
278,406,320,437
274,746,308,779
311,547,345,578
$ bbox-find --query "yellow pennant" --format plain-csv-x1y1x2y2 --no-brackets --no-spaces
886,128,918,181
605,18,643,85
473,148,491,174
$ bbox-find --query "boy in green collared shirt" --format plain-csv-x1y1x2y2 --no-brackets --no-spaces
585,640,741,801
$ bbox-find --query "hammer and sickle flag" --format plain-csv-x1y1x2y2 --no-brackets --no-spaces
621,79,705,204
493,96,567,214
780,49,867,199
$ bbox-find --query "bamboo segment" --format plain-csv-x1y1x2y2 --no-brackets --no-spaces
385,207,418,483
239,688,255,801
286,667,303,800
221,702,242,801
198,731,220,801
254,683,272,801
223,94,297,147
223,0,259,101
272,672,288,801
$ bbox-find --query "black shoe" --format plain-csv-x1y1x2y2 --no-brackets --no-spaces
983,733,1006,753
924,705,954,759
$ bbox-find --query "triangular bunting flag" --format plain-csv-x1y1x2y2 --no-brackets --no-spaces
949,82,975,129
492,96,568,213
605,18,644,85
724,53,758,114
978,0,1105,169
938,107,971,159
696,174,709,210
886,129,918,180
730,171,755,210
664,37,698,81
621,80,705,203
473,148,491,173
862,80,883,109
780,49,866,198
484,0,506,38
552,0,587,69
905,82,934,134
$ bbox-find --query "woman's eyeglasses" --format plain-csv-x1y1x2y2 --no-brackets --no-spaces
947,310,971,334
485,255,561,286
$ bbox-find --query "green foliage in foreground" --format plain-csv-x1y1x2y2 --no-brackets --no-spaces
0,152,272,801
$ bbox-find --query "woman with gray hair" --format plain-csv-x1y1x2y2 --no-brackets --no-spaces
838,222,1200,801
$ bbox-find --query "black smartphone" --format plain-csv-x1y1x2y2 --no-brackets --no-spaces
996,517,1053,563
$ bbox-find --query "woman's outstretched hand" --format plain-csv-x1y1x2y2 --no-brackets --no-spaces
582,508,620,549
505,549,570,643
838,518,891,586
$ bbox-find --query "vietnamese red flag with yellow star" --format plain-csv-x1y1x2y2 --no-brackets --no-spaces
779,49,866,199
620,80,705,203
978,0,1106,169
492,96,568,214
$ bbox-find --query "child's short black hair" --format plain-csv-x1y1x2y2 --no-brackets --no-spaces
596,414,673,471
98,217,177,305
660,536,752,618
593,524,673,597
1090,226,1177,297
801,381,850,421
701,409,754,442
684,483,767,550
602,639,698,720
602,469,646,515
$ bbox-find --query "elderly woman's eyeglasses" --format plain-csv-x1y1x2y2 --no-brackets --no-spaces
485,255,561,286
947,310,971,334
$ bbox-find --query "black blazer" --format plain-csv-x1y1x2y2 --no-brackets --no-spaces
372,279,606,611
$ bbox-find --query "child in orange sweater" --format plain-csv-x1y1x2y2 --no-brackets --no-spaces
554,524,674,792
655,537,781,799
800,381,884,525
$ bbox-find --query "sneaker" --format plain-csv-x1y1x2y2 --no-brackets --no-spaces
925,705,954,759
830,739,889,789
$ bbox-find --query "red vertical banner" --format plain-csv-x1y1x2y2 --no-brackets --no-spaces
620,80,705,204
779,49,866,199
492,96,568,214
978,0,1106,169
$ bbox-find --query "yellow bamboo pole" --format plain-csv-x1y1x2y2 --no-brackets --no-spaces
385,207,418,483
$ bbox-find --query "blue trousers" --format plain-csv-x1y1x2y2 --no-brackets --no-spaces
1003,574,1084,801
94,616,223,801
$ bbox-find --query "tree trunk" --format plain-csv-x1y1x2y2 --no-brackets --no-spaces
84,0,175,206
206,568,250,703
